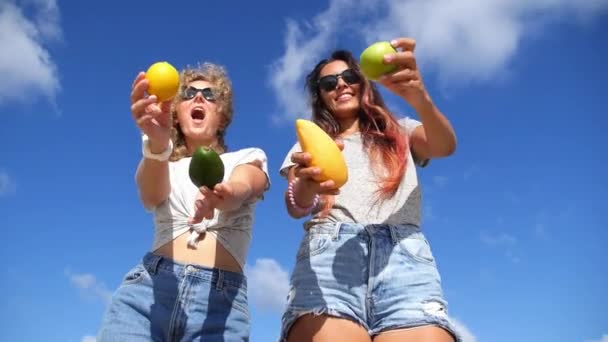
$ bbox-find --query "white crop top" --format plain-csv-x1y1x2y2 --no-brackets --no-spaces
149,147,269,269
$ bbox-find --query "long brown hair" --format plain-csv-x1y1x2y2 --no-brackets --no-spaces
169,62,233,161
305,50,409,204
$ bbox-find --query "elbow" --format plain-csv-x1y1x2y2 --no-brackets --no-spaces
140,193,166,210
430,136,457,158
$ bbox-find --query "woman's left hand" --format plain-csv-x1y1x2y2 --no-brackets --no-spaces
378,38,432,110
188,182,246,224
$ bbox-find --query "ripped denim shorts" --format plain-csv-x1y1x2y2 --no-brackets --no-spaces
280,222,461,341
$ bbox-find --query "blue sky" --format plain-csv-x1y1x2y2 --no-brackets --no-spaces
0,0,607,341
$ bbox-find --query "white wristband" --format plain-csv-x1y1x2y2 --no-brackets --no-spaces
141,134,173,161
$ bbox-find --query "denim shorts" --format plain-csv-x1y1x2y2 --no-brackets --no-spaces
97,252,249,341
280,222,461,341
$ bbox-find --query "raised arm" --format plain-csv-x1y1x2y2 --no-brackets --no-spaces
379,37,457,160
130,71,173,209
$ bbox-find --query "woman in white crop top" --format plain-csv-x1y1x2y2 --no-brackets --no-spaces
97,62,269,341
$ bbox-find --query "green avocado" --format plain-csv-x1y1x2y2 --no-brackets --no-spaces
188,147,225,189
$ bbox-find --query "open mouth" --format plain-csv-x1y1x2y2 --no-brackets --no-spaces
191,107,206,122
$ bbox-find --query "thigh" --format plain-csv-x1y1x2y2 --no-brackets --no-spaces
287,315,371,342
281,228,369,340
374,326,454,342
370,226,460,339
97,265,160,341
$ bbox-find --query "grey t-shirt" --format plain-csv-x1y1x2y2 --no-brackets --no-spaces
280,117,425,229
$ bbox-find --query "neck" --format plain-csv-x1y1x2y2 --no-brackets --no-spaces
338,116,360,136
186,137,221,154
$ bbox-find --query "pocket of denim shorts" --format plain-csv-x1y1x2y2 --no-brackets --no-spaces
296,233,332,261
393,226,435,264
221,283,250,318
120,264,147,286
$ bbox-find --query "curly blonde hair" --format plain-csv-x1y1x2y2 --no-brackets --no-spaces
169,62,234,161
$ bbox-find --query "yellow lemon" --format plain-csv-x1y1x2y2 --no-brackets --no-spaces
296,119,348,189
145,61,180,102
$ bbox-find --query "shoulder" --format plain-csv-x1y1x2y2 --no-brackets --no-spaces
396,116,423,137
223,147,268,161
222,147,269,171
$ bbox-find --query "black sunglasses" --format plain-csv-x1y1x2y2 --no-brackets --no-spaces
182,86,216,101
317,69,361,92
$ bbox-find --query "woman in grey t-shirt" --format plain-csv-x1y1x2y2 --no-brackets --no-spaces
279,38,461,342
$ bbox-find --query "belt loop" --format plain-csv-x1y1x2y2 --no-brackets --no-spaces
333,222,341,241
388,225,398,246
215,270,224,290
145,254,162,275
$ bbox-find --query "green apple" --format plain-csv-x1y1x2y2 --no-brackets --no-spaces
359,41,398,81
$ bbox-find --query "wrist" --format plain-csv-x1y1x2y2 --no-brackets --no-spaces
142,135,173,161
288,177,319,215
149,140,170,154
410,94,435,114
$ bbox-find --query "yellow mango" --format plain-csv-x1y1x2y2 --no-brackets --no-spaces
295,119,348,188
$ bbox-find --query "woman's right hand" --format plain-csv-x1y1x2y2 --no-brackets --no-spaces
290,139,344,196
130,72,173,152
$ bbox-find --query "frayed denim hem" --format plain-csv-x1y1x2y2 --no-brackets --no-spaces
279,306,369,342
370,316,463,342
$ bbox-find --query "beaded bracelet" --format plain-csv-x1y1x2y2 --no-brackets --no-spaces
288,177,319,215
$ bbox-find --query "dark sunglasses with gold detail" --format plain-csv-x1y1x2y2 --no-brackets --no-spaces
317,69,361,92
181,86,216,101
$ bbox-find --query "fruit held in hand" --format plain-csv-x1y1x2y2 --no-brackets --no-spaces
359,41,397,81
295,119,348,189
189,147,225,189
145,61,180,102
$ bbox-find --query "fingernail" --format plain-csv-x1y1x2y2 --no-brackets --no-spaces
390,40,398,46
384,55,393,63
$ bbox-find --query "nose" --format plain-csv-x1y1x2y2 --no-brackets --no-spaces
193,91,207,103
335,75,348,89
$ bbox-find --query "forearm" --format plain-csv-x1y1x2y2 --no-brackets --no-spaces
224,163,268,208
412,97,457,157
226,181,253,204
135,140,171,209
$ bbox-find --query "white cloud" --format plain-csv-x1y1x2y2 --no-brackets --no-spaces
433,175,449,187
0,0,62,106
463,164,480,181
66,269,112,305
245,258,290,313
0,170,17,196
81,336,96,342
480,231,517,246
423,205,435,221
585,335,608,342
267,0,376,122
480,231,520,263
269,0,607,121
452,318,476,342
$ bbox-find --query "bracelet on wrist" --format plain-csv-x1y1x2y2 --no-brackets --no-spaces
288,177,319,215
141,134,173,162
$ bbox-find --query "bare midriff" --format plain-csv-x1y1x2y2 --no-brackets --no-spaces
154,231,241,273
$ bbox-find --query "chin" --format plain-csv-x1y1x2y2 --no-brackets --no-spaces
333,104,359,118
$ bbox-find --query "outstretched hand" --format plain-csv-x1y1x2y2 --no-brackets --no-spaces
188,182,248,225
